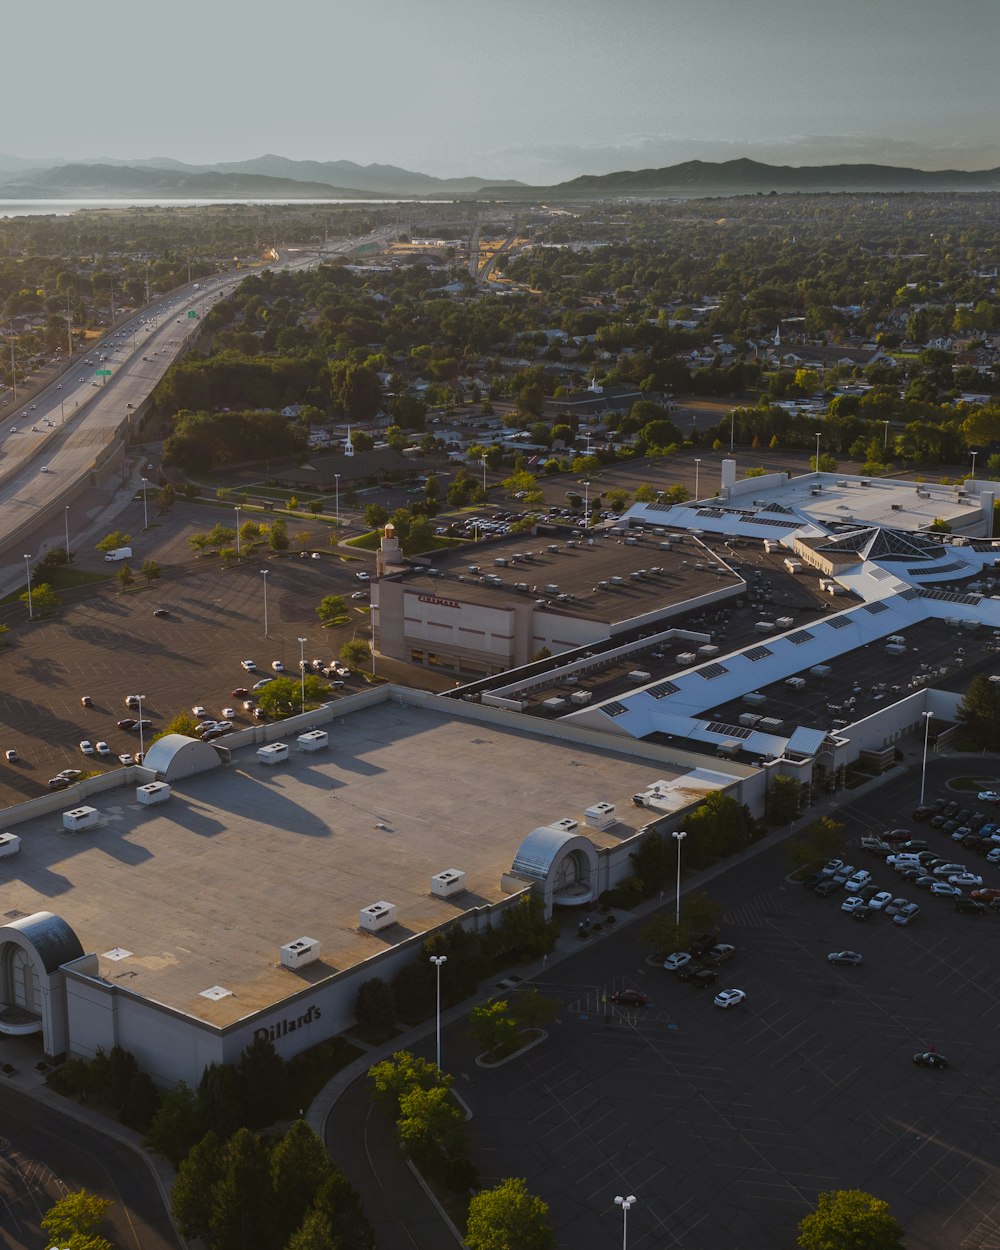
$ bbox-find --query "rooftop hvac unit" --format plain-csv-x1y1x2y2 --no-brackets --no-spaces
584,802,617,830
885,644,906,655
677,652,696,665
258,742,289,765
743,692,767,707
0,832,21,859
542,696,567,711
551,817,579,832
63,805,99,832
810,664,832,677
431,869,466,898
544,583,559,593
739,713,762,727
137,781,170,806
569,690,593,705
280,937,320,969
547,544,559,553
297,729,328,751
359,901,397,932
627,670,651,682
697,644,720,657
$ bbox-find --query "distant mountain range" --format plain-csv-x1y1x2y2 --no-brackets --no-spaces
1,154,999,201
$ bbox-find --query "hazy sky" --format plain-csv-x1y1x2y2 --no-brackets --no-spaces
7,0,1000,182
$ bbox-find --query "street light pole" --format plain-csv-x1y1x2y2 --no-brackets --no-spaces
920,711,934,806
334,473,341,532
581,479,590,528
136,694,146,762
729,409,735,453
23,554,33,620
694,457,701,500
141,477,149,530
64,506,70,558
481,455,488,495
883,420,890,449
672,831,687,928
971,450,978,480
814,431,822,475
260,569,269,638
234,506,241,558
298,636,307,713
614,1195,636,1250
430,955,447,1069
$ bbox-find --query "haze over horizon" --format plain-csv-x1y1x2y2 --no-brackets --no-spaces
7,0,1000,185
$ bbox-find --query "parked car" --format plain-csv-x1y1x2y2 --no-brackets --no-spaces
949,872,984,887
610,989,648,1007
841,896,868,914
884,897,909,916
713,989,746,1009
117,718,136,730
118,753,134,766
844,870,872,892
79,740,95,755
913,1051,948,1069
4,749,18,763
893,902,921,925
152,608,171,619
80,695,93,707
252,678,274,691
47,776,70,789
827,950,863,965
231,688,250,699
689,968,719,988
241,659,258,672
663,952,692,971
954,897,988,915
95,742,111,757
271,660,285,673
125,694,143,708
688,932,718,958
868,891,893,911
813,879,840,897
705,943,736,965
930,882,962,897
58,769,82,781
355,571,370,581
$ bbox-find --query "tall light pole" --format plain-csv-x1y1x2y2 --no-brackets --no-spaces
814,431,822,475
480,455,488,495
23,554,33,620
615,1195,636,1250
136,694,147,763
581,479,590,528
694,457,701,500
729,409,735,453
883,419,890,449
234,506,242,557
334,472,341,532
141,477,149,529
672,831,687,928
298,636,307,713
430,955,447,1069
971,450,978,480
64,506,70,558
260,569,269,638
920,711,934,806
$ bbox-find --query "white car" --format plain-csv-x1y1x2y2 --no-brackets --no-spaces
80,740,95,755
714,989,746,1009
271,660,285,673
977,791,1000,802
241,659,257,672
351,590,368,600
355,571,370,581
95,742,111,757
949,872,984,887
844,870,871,893
930,882,962,897
663,952,692,971
841,896,867,913
221,707,236,720
868,891,893,911
215,720,233,732
118,753,134,766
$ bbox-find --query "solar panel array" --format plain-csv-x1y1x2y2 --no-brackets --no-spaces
705,721,752,740
826,615,851,629
648,679,680,700
863,601,889,614
787,629,815,645
744,644,773,661
603,701,629,718
698,663,730,680
917,587,983,606
755,516,799,529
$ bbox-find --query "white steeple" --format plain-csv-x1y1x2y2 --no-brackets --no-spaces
345,425,355,458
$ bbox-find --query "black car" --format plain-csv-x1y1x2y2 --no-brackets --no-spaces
153,607,171,619
814,879,840,897
610,989,648,1007
851,904,872,921
911,805,932,821
802,873,823,889
913,875,937,889
689,968,719,988
913,1051,948,1069
117,718,137,730
954,897,988,915
899,839,928,851
687,932,718,958
942,802,959,818
930,815,948,829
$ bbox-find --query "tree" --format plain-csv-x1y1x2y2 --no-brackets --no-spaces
209,1127,274,1250
269,517,289,552
397,1084,467,1162
629,830,674,893
96,530,132,554
159,711,201,739
157,483,175,513
785,816,844,872
269,1121,335,1244
369,1050,448,1115
145,1081,202,1167
956,672,1000,750
510,988,560,1030
340,639,371,672
364,503,390,530
797,1189,904,1250
286,1210,341,1250
465,1178,556,1250
309,1170,375,1250
141,559,161,582
117,563,134,588
22,581,59,615
171,1131,225,1240
355,977,396,1031
316,594,348,626
469,999,520,1058
766,774,801,825
0,624,9,647
237,1035,288,1129
257,675,329,718
42,1190,114,1250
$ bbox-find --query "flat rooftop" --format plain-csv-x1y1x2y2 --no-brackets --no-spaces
390,529,734,622
0,701,683,1028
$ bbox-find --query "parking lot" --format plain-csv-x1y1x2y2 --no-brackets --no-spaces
441,758,1000,1250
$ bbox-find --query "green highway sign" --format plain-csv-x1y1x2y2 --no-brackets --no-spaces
188,310,198,318
96,369,112,376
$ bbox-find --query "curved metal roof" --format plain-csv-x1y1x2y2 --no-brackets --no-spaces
6,911,84,973
512,827,577,881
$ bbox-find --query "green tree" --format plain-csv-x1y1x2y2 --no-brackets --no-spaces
23,581,59,615
257,674,329,718
797,1189,904,1250
140,559,161,582
171,1131,225,1240
956,672,1000,750
465,1178,556,1250
396,1085,467,1162
145,1081,202,1167
0,624,9,647
287,1210,340,1250
209,1127,274,1250
355,977,396,1031
159,712,201,740
270,1121,334,1245
118,564,134,588
510,988,560,1030
269,517,289,552
766,774,801,825
316,594,349,626
469,999,520,1058
309,1170,375,1250
364,503,390,530
340,639,371,672
41,1190,114,1250
96,530,132,554
629,830,674,893
785,816,844,871
369,1050,448,1115
237,1036,289,1129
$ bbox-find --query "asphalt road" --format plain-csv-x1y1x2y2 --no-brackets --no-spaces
0,1086,180,1250
326,755,1000,1250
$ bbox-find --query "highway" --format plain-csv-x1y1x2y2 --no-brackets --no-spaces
0,228,387,566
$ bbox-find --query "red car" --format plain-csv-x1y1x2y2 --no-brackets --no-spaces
610,989,648,1007
231,688,250,698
